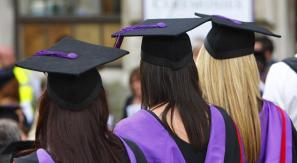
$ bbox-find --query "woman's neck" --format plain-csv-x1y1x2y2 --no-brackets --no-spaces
150,104,190,143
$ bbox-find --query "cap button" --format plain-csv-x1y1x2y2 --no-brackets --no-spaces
67,53,78,59
157,22,167,28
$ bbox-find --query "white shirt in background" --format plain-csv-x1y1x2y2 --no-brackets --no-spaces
127,104,142,117
263,54,297,128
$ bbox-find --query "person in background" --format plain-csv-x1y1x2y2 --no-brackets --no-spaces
13,37,146,163
0,119,22,163
0,63,28,136
254,46,268,95
255,36,276,66
0,46,35,127
122,67,141,119
195,13,296,163
263,54,297,128
0,103,27,140
113,18,245,163
254,36,275,83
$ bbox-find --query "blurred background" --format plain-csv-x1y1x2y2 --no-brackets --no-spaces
0,0,296,140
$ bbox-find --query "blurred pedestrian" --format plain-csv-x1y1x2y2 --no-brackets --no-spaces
254,36,276,67
122,67,141,119
263,54,297,128
0,119,22,163
0,46,35,126
254,36,275,88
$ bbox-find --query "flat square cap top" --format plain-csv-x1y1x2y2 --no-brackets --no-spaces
195,13,281,38
112,17,211,37
16,37,129,75
195,13,281,59
112,18,212,70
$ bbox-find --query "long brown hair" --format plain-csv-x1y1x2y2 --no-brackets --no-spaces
140,60,210,149
35,88,125,163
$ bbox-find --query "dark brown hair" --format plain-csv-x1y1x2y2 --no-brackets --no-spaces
140,60,210,149
35,88,125,163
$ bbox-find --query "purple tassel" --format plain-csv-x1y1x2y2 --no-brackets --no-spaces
214,15,243,25
113,22,167,48
35,50,78,59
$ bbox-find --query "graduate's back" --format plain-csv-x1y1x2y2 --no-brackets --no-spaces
11,37,141,163
195,13,297,162
113,18,245,163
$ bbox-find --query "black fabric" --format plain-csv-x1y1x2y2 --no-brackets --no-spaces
1,141,34,155
47,68,102,110
112,18,211,37
16,37,129,75
14,151,38,163
216,107,241,163
171,135,206,162
204,26,255,59
141,34,193,70
146,110,206,163
123,138,148,163
0,105,20,122
283,57,297,74
0,67,15,90
122,96,133,119
292,121,297,163
195,13,281,59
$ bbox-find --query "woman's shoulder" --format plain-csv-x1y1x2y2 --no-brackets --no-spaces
260,99,289,118
14,149,55,163
209,105,234,123
115,109,152,131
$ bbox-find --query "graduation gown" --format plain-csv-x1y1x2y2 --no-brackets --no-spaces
114,105,245,163
13,137,146,163
259,100,297,163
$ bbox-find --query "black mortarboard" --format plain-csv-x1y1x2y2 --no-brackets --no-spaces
195,13,281,59
112,18,211,70
16,37,128,110
0,105,20,122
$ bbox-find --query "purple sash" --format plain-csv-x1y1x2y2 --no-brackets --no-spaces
114,106,229,163
32,144,136,163
205,106,226,163
36,149,55,163
259,100,293,163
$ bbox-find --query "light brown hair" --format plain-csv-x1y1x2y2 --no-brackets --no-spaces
196,45,261,163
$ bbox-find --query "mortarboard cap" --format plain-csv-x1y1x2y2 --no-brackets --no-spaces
195,13,281,59
112,18,211,70
16,37,128,110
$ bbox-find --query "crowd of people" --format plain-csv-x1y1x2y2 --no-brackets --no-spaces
0,13,296,163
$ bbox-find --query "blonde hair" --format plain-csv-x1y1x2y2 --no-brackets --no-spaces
196,45,261,163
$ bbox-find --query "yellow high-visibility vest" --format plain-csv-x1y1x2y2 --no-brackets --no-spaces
13,67,33,102
13,67,34,123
